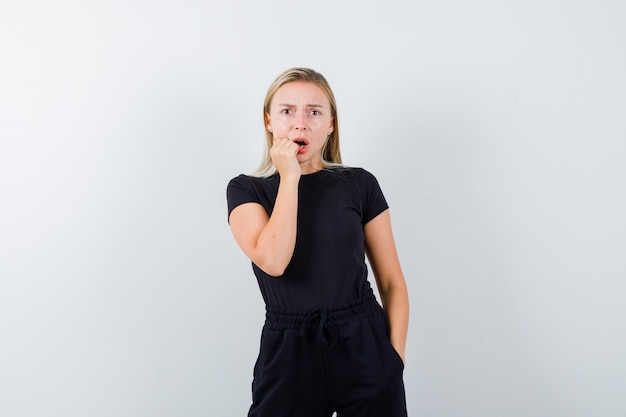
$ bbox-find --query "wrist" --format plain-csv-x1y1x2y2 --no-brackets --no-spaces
279,173,301,184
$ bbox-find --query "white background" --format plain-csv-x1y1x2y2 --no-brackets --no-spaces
1,0,625,416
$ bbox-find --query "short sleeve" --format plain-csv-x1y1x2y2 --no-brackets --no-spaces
358,169,389,224
226,175,258,221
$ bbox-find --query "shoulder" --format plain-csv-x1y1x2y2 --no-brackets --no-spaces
351,167,378,179
324,165,375,178
226,173,279,205
331,166,380,185
227,173,278,190
226,173,279,217
324,166,385,197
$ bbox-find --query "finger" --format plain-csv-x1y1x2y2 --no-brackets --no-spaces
273,138,297,153
276,137,292,148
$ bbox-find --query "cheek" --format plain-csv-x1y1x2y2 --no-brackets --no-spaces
270,119,289,132
309,118,329,130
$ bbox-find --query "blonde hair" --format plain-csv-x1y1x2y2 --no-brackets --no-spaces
253,68,342,177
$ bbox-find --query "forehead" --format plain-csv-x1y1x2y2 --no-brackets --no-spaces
272,81,329,106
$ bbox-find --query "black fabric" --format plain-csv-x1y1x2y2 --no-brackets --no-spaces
248,290,407,417
226,167,389,310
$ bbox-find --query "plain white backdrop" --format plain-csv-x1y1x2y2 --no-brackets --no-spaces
1,0,625,416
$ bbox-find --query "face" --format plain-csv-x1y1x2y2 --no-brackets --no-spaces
266,81,334,171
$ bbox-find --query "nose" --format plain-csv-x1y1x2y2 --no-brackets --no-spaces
294,111,306,130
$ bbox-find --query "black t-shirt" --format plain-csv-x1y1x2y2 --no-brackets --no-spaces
226,167,389,310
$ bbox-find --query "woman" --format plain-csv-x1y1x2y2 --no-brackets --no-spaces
227,68,409,417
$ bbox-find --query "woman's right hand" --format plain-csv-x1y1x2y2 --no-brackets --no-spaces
270,137,301,179
229,137,301,276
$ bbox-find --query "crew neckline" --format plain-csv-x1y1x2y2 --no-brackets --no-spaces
301,168,327,177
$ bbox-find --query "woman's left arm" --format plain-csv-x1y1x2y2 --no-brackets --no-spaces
364,209,409,364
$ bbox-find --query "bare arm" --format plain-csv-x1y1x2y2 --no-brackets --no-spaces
364,209,409,363
228,138,301,277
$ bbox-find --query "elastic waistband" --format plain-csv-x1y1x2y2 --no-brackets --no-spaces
265,290,379,330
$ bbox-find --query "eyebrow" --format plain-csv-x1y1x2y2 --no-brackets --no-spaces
277,103,325,108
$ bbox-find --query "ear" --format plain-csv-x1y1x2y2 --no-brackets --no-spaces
328,119,334,135
265,113,272,133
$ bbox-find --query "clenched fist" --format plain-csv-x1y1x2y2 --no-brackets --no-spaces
270,138,301,179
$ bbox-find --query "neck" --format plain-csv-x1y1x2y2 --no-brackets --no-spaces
299,159,324,175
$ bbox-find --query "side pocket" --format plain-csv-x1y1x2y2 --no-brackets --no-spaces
378,308,405,369
252,325,268,378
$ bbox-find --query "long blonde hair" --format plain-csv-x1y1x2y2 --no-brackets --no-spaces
253,68,342,177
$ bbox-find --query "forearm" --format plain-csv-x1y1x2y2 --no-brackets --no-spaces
255,175,299,276
380,280,409,362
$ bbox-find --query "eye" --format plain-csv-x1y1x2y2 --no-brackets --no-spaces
311,110,320,116
280,108,292,115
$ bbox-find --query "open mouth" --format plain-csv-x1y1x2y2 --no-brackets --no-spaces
294,139,308,147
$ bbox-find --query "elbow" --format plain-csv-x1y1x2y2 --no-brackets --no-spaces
379,276,408,299
252,245,293,277
263,265,286,277
257,258,289,277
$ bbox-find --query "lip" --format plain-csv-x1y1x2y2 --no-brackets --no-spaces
292,137,309,146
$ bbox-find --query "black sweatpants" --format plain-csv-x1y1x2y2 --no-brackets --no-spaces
248,290,407,417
